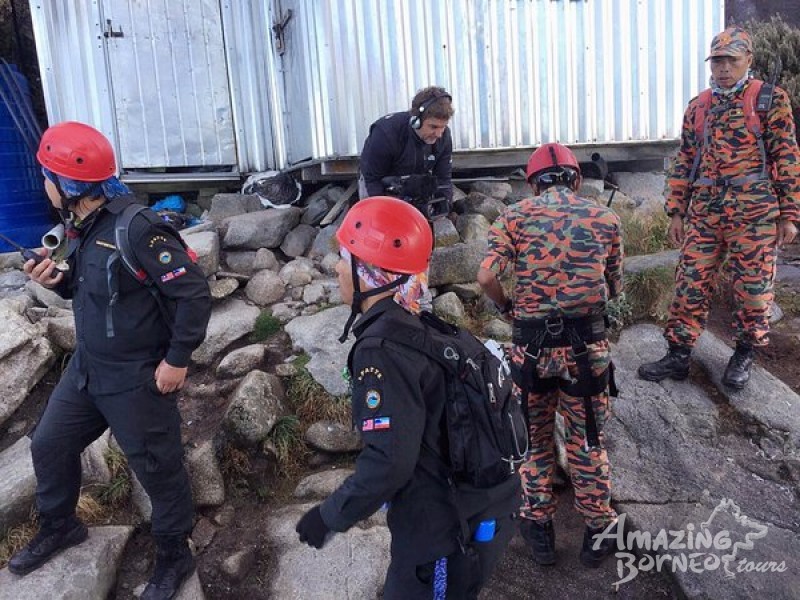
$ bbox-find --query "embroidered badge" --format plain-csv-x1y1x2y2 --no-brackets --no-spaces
148,234,168,248
362,416,391,432
160,266,187,283
357,366,384,382
95,240,116,250
158,251,172,264
365,389,381,410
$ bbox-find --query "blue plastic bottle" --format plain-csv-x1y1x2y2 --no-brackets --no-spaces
474,519,496,542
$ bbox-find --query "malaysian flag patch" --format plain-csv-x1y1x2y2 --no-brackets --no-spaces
160,266,187,283
362,416,391,432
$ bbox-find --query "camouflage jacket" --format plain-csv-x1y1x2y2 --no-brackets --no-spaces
481,187,623,319
666,80,800,223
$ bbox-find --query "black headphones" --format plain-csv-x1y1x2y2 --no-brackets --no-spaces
409,91,452,129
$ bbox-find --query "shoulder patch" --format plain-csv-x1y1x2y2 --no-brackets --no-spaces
357,366,383,382
148,234,169,248
158,251,172,264
365,389,381,410
160,266,187,283
362,416,391,432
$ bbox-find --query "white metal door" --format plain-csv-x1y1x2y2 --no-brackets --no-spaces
102,0,237,170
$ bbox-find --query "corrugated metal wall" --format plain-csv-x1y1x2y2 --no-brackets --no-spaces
221,1,284,172
279,0,725,162
30,0,724,174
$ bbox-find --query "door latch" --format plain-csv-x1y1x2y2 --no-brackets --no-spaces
104,18,124,38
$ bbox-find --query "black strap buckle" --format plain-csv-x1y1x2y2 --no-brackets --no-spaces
544,317,564,337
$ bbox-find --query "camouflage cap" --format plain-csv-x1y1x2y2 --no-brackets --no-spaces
706,26,753,60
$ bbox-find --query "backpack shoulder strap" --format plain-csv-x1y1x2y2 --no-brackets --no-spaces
743,79,766,136
692,89,713,142
114,203,151,283
689,89,713,183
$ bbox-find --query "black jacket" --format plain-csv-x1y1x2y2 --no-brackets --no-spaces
359,111,453,201
53,195,211,394
319,298,519,565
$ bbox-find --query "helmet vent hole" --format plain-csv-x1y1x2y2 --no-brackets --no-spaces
76,157,84,164
354,221,362,229
46,145,51,151
393,239,402,248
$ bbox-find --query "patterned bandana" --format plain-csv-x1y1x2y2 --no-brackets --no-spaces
42,167,131,200
339,248,427,314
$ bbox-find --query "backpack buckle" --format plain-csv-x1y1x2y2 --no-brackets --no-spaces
544,317,564,337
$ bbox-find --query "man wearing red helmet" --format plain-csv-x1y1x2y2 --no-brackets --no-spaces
478,143,623,568
11,121,210,600
296,196,519,598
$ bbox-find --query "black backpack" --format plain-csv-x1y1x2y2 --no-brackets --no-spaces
104,203,194,336
353,311,529,488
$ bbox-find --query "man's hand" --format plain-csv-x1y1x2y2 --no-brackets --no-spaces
668,214,685,247
23,251,63,288
296,505,331,549
154,360,187,394
777,219,798,248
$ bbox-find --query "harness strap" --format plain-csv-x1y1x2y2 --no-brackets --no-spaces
513,314,612,452
693,172,767,187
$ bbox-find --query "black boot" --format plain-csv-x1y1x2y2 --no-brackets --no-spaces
141,536,196,600
580,522,617,568
519,519,556,566
637,344,691,382
8,515,88,576
722,343,755,390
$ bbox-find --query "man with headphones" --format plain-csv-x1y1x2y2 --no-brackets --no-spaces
358,86,455,206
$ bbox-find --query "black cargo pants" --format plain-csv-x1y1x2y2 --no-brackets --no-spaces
30,363,193,536
382,513,515,599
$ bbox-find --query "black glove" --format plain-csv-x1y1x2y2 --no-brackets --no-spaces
296,505,331,549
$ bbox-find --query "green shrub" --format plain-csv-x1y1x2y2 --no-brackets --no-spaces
97,447,131,507
617,208,671,257
251,310,282,342
624,267,675,322
746,15,800,126
265,415,309,475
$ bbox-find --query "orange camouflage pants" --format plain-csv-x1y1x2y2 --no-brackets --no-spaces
665,186,778,348
513,344,617,530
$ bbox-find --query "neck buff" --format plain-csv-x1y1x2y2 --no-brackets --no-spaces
710,73,750,99
42,167,131,200
340,248,428,315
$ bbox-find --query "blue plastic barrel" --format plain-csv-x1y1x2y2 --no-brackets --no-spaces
0,64,52,253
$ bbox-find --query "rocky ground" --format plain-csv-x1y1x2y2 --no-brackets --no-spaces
0,175,799,599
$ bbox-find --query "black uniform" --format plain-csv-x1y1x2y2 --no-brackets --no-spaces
319,298,518,599
31,195,211,537
359,111,453,202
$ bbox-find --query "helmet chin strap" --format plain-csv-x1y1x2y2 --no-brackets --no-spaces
338,256,410,343
52,176,102,212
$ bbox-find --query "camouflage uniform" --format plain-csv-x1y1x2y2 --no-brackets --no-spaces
481,187,623,529
664,81,800,348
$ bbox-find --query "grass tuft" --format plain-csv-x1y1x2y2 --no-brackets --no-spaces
251,310,282,342
265,415,309,476
616,208,671,257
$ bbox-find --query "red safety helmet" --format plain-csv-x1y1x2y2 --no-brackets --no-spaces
526,142,581,183
37,121,116,182
336,196,432,273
